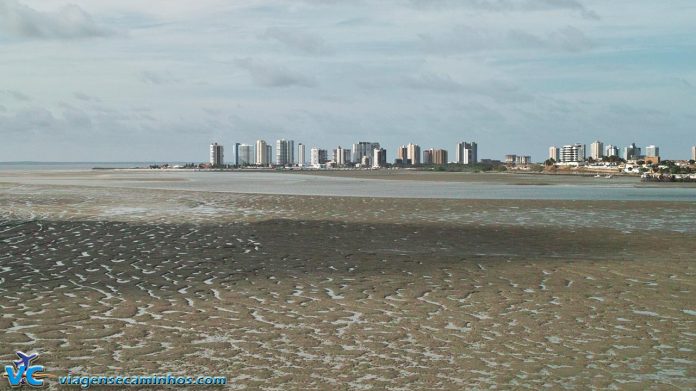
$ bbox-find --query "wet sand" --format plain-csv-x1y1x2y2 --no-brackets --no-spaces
0,180,695,389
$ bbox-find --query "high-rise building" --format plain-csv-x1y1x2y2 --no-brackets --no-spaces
645,145,659,158
209,143,224,166
287,140,295,165
406,143,421,165
560,144,585,162
228,143,239,166
590,140,604,160
423,148,447,165
310,147,327,167
549,145,561,162
333,146,351,165
423,149,433,165
238,144,253,165
692,146,696,161
372,148,387,168
276,139,287,166
516,155,531,165
351,142,380,164
549,146,559,161
605,145,618,158
396,146,409,165
505,154,517,164
432,149,448,165
309,147,327,167
275,139,295,166
255,140,269,166
311,147,319,166
456,141,477,164
297,143,306,167
622,143,641,161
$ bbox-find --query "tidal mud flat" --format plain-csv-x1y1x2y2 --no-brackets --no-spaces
0,181,695,390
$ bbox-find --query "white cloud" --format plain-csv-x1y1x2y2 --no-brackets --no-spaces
234,58,317,88
260,27,333,55
0,0,112,39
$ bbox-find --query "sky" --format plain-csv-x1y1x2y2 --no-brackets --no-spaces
0,0,695,162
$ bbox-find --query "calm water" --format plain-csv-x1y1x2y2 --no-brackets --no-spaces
0,162,183,171
1,170,694,202
151,172,696,201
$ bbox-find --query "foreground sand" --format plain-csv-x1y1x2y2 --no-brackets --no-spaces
0,182,695,389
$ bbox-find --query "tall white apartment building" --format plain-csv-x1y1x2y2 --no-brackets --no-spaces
275,139,295,166
310,147,320,167
406,143,421,165
560,144,585,162
373,148,387,168
549,146,559,161
645,145,659,157
590,140,604,160
456,141,478,164
210,143,224,166
310,147,328,167
605,145,618,157
334,146,351,166
297,143,306,167
255,140,269,166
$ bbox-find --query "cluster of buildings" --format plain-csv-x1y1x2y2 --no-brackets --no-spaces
208,139,696,170
208,140,479,169
549,141,666,165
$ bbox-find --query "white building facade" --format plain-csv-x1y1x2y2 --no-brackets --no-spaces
298,143,306,167
275,139,295,166
560,144,585,162
549,146,559,161
456,141,478,164
406,143,421,165
590,140,604,160
255,140,269,166
645,145,659,157
210,143,224,166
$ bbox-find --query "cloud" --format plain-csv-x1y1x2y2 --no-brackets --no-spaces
0,90,31,101
235,58,317,88
509,26,593,52
420,25,593,54
0,0,112,39
406,0,599,19
73,92,101,102
0,107,60,135
140,71,181,85
402,73,533,103
259,27,333,56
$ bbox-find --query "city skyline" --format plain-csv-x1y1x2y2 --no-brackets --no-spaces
208,137,688,168
1,1,694,162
